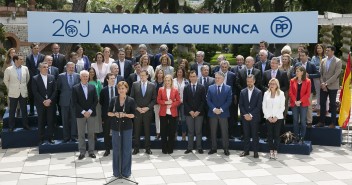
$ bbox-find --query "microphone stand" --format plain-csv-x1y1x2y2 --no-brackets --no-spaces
106,100,138,185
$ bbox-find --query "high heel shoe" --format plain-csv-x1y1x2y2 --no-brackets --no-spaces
269,150,274,159
273,150,278,160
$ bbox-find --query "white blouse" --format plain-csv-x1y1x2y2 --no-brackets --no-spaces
262,90,285,119
166,88,171,115
91,62,111,83
173,78,188,103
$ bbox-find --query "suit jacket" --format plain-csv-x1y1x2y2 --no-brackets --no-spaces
224,71,236,95
72,83,98,118
262,69,289,92
4,65,30,98
81,55,91,70
157,87,181,117
52,53,67,73
294,61,320,91
26,53,45,78
64,64,84,74
211,65,220,77
235,67,263,96
289,78,311,107
319,56,342,90
255,51,274,63
230,65,244,74
197,76,215,92
183,83,206,116
206,84,232,118
114,60,133,80
31,74,57,106
153,53,174,68
48,66,59,79
108,96,136,131
130,81,156,110
239,87,263,122
190,62,212,76
103,75,124,87
99,85,118,121
56,72,80,106
254,60,271,77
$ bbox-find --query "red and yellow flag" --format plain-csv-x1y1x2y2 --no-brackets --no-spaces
338,52,351,128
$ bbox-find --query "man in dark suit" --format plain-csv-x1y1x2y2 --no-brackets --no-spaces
230,55,245,74
239,74,263,158
294,49,319,127
255,41,274,63
72,70,98,160
114,48,133,80
220,60,238,139
103,63,124,87
31,62,57,144
211,55,225,77
262,57,289,92
153,44,174,68
99,73,118,156
136,44,154,68
51,43,67,73
197,65,215,140
26,43,45,115
126,62,144,94
57,62,80,143
184,71,206,154
190,51,212,77
207,72,232,156
130,69,156,155
46,55,59,79
254,49,271,78
64,52,84,74
236,56,263,93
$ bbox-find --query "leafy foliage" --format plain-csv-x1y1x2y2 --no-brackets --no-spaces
195,44,221,63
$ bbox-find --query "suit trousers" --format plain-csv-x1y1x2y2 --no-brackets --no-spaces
112,129,132,177
76,117,95,155
320,89,338,125
8,95,28,129
27,80,35,113
61,105,77,140
160,115,177,153
186,116,203,150
102,116,112,150
242,119,259,153
37,104,55,140
133,110,153,149
266,119,282,150
210,117,229,150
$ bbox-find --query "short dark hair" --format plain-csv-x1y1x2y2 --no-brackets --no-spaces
70,52,77,59
247,74,256,81
13,55,20,61
259,40,268,48
30,43,39,49
189,70,197,76
326,45,336,52
300,49,309,56
140,69,149,76
106,73,115,80
134,62,141,67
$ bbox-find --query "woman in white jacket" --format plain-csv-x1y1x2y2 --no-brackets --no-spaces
262,78,285,159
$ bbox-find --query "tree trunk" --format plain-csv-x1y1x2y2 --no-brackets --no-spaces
72,0,88,12
252,0,262,12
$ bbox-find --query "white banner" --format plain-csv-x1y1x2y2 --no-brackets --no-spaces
28,11,318,44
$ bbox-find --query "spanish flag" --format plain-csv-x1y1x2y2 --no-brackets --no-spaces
338,52,351,128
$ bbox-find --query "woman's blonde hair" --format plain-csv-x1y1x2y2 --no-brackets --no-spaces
164,74,173,87
160,54,171,66
117,81,129,91
267,78,281,95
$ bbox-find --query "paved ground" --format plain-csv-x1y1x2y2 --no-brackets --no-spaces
1,144,352,185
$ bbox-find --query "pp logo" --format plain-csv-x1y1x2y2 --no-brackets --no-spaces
52,19,90,37
271,16,292,38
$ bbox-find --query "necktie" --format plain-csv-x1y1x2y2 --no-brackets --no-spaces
192,85,196,95
110,86,114,101
271,70,276,78
69,75,73,88
48,67,51,74
203,77,206,85
142,82,146,97
83,85,88,99
217,86,221,95
239,66,242,70
75,65,77,73
247,70,250,75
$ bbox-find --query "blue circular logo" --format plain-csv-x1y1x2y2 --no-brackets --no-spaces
271,16,292,38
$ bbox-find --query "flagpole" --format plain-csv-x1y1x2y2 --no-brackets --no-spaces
347,52,351,146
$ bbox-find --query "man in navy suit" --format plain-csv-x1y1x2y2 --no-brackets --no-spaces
114,48,133,80
220,60,237,139
230,55,245,74
57,62,80,143
255,41,274,63
239,74,263,158
100,73,118,157
31,62,56,144
72,70,98,160
26,43,45,115
293,49,319,127
51,43,67,73
207,72,232,156
45,55,59,79
184,70,206,154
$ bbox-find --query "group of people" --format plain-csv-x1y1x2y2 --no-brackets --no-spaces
2,41,342,178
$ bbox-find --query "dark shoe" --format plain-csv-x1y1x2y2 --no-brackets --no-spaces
89,153,96,158
162,151,168,154
9,128,14,132
132,149,139,155
315,122,325,127
240,151,250,157
48,139,55,144
71,138,77,142
78,154,85,160
307,123,312,128
103,150,110,157
254,152,259,158
198,149,204,154
63,139,70,143
229,135,235,139
328,124,336,129
224,150,230,156
23,125,31,130
208,149,217,155
38,139,44,145
238,136,244,141
145,149,152,155
28,112,34,116
184,149,192,154
168,151,173,154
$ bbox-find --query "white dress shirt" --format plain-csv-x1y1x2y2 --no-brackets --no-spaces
247,87,254,102
40,74,48,89
119,60,125,77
